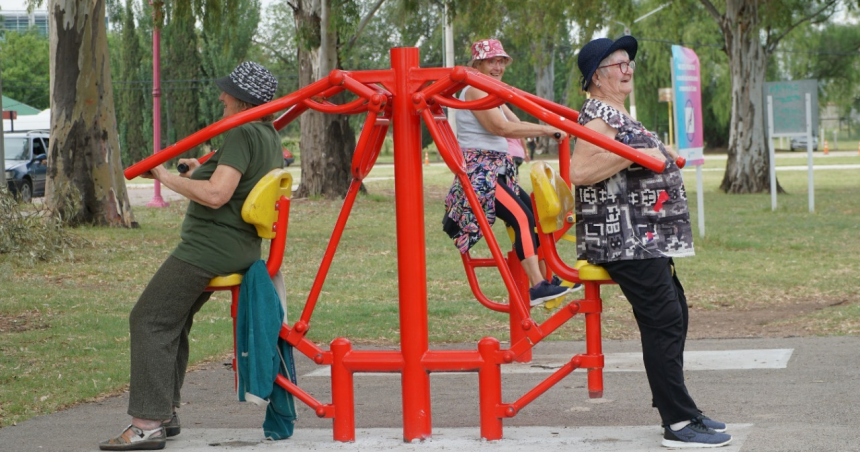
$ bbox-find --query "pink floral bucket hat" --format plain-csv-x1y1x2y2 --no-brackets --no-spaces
469,39,512,65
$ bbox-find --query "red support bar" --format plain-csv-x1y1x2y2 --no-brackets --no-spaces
536,300,581,338
420,108,466,175
583,282,605,398
297,179,363,329
273,103,309,131
422,350,483,372
459,253,510,313
505,252,532,363
498,355,583,418
275,374,333,418
558,137,571,187
330,338,355,441
280,326,328,362
342,350,405,372
478,338,503,440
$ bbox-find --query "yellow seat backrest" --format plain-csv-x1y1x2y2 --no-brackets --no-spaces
241,169,293,239
529,162,575,234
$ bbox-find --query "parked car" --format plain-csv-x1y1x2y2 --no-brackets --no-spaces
4,131,49,202
283,148,295,167
789,135,818,151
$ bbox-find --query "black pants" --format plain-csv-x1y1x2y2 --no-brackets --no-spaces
494,180,539,261
602,257,700,425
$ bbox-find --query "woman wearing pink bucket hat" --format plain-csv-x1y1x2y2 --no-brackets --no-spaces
443,39,580,306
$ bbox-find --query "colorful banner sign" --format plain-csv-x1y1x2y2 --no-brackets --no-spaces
670,45,704,165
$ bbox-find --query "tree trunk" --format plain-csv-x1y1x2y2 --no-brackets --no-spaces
294,0,355,199
533,39,555,155
714,0,781,194
47,0,136,226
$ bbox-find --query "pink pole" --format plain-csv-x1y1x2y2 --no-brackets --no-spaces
146,1,169,208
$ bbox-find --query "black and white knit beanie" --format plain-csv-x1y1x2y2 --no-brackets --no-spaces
215,61,277,106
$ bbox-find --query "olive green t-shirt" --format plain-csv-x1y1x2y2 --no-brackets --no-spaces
171,122,283,275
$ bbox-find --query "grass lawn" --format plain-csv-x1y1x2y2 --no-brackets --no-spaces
0,151,858,427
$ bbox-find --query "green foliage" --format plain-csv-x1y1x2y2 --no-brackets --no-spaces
631,0,730,147
163,0,202,158
117,0,149,167
0,30,50,110
199,0,262,142
778,19,860,122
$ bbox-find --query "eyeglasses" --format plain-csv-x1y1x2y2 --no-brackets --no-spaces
598,60,636,74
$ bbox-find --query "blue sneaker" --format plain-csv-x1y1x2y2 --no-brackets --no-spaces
661,414,726,435
697,414,727,433
550,275,583,293
662,419,732,448
529,281,572,306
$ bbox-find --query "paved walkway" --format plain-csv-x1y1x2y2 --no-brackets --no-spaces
1,336,857,451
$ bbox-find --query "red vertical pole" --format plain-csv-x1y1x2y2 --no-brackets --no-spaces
506,251,532,363
390,47,432,442
330,338,355,441
558,136,571,187
478,337,503,440
584,282,604,398
146,1,169,208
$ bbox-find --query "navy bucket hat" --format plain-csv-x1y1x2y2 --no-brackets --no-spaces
577,36,638,91
215,61,278,106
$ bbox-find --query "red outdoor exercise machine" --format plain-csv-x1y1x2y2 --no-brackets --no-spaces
125,47,667,443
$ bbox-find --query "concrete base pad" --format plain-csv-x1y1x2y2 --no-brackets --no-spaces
168,424,752,451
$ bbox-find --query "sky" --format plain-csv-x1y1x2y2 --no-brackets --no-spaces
0,0,37,11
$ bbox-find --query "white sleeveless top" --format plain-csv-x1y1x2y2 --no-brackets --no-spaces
454,88,508,153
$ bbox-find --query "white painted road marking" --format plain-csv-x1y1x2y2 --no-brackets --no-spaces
303,349,793,377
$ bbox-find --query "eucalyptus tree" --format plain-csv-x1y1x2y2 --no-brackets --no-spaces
46,0,136,226
624,0,730,149
698,0,855,194
291,0,388,198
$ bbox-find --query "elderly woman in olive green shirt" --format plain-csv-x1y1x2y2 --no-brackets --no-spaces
100,62,283,451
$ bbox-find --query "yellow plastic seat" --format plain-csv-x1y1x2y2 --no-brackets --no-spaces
530,162,575,235
206,168,293,289
574,260,611,281
529,162,611,283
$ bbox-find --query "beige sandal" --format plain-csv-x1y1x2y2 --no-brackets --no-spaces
99,424,166,451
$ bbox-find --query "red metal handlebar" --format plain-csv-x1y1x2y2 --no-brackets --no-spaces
124,76,335,179
459,70,667,173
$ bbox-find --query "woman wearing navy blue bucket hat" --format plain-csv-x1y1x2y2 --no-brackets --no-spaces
100,62,283,451
571,36,731,448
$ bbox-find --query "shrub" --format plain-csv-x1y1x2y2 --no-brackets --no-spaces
0,189,85,263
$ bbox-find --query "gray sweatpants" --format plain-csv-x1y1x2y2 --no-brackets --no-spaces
128,256,216,420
